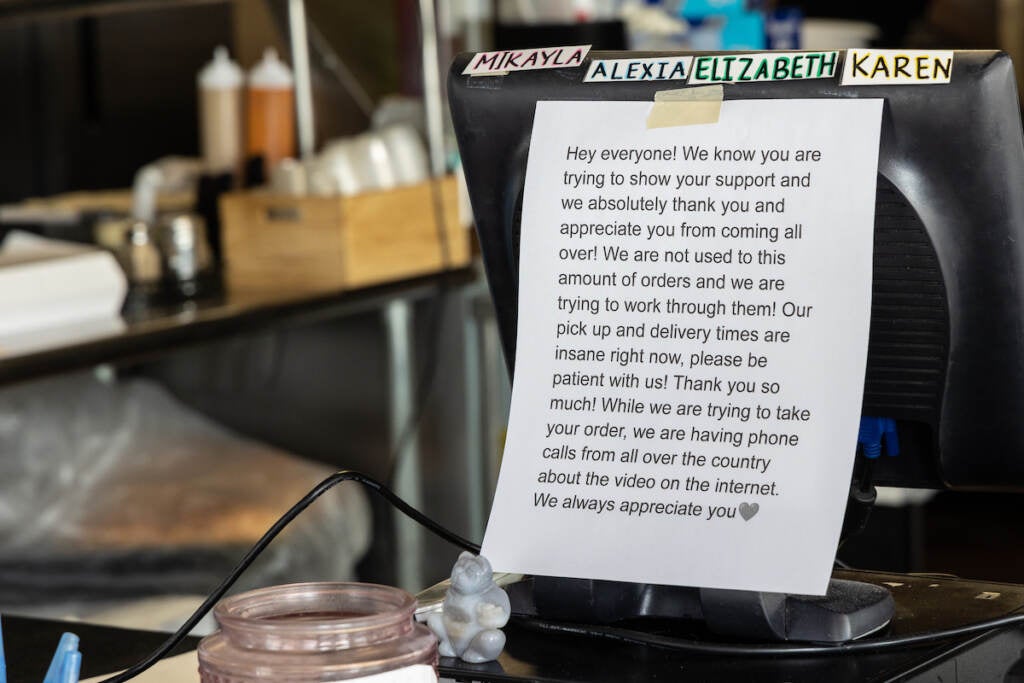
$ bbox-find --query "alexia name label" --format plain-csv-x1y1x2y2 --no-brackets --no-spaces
463,45,590,76
689,52,838,84
584,56,691,82
841,50,953,85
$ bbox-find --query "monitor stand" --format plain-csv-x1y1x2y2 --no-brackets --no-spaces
527,575,894,642
521,485,893,643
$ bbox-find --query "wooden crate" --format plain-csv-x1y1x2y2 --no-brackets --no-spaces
219,175,470,292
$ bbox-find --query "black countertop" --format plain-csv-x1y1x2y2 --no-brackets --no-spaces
438,570,1024,683
2,614,198,680
7,570,1024,682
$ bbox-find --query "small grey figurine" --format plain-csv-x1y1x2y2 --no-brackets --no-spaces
427,552,511,663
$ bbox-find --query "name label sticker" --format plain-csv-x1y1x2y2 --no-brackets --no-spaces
689,52,839,84
584,57,692,83
463,45,591,76
841,50,953,85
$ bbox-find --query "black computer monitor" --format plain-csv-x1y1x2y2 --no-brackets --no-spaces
449,49,1024,494
449,49,1024,642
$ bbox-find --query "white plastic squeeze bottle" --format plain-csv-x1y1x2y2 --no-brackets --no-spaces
247,47,296,176
197,46,244,175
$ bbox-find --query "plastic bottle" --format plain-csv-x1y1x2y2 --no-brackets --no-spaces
247,47,296,176
198,582,438,682
197,46,244,175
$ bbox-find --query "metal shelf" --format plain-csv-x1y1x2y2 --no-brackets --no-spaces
0,0,226,22
0,268,475,387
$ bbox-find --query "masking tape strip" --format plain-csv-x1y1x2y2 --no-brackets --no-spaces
646,85,724,129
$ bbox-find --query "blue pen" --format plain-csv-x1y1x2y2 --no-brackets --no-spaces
0,615,7,683
42,633,79,683
59,651,81,683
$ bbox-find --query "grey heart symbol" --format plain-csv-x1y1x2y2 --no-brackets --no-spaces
739,502,759,521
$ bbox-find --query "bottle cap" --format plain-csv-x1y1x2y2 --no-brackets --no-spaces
249,47,294,89
198,46,243,89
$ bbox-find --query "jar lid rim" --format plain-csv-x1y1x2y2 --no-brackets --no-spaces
214,582,417,640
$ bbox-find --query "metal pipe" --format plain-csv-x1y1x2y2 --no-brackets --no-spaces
385,299,425,591
418,0,446,177
288,0,315,159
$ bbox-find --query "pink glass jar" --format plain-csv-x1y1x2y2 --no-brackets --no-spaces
198,582,438,682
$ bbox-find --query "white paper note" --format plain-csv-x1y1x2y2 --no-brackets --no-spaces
481,98,883,596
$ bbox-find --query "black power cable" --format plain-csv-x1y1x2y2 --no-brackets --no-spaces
98,470,479,683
